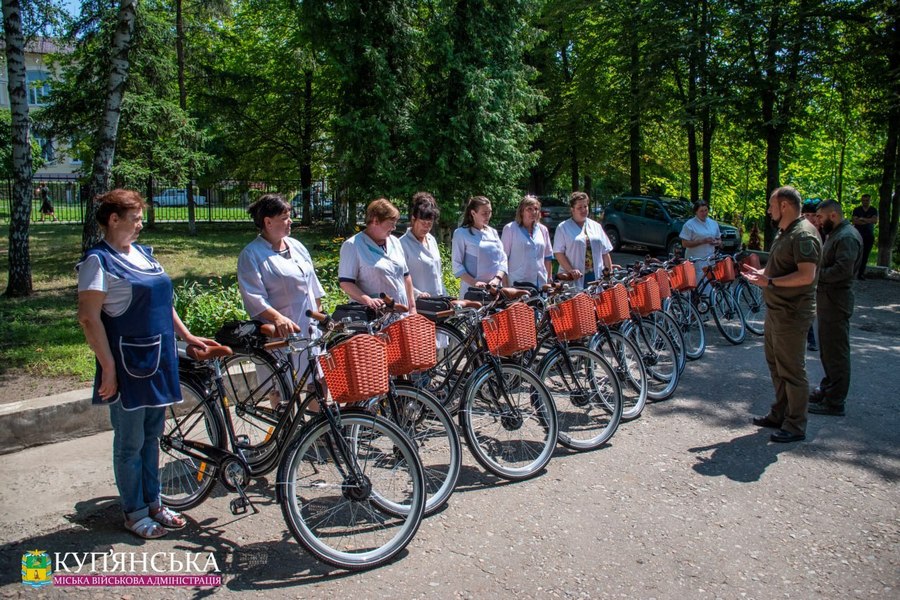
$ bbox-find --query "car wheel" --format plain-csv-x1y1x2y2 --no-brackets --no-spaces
605,226,621,251
666,236,683,258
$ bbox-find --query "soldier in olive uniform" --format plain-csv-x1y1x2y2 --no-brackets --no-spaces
742,186,822,443
809,199,862,416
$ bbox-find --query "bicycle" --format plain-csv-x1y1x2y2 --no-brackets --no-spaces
213,303,460,517
727,251,766,336
416,287,559,481
512,280,624,451
159,329,426,570
675,253,746,345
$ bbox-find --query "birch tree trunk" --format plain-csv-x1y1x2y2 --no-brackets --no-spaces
82,0,138,253
3,0,33,297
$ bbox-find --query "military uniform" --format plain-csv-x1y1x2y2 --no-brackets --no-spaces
762,217,822,435
815,219,862,409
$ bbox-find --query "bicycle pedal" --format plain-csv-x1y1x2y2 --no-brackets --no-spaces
235,435,251,448
230,497,250,515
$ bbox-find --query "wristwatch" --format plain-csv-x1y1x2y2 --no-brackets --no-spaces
767,277,776,288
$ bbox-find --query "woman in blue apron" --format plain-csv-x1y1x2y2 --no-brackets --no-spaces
77,189,212,539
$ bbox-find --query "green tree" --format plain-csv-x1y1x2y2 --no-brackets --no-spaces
412,0,543,219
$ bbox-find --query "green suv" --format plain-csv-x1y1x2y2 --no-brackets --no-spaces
603,195,741,256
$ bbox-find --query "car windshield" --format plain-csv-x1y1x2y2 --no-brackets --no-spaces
663,200,693,219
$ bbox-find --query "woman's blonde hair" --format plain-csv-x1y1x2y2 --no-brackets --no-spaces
515,195,541,226
366,197,400,224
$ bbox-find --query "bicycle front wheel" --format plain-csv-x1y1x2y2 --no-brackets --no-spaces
460,363,558,481
629,320,679,401
278,412,426,571
590,330,648,421
733,281,765,336
159,377,222,511
666,292,706,360
538,347,623,451
711,286,747,345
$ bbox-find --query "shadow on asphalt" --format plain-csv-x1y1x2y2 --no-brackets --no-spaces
688,431,800,482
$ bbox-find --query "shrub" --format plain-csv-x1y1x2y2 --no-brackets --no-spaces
173,278,249,337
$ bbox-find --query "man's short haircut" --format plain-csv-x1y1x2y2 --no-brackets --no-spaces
817,198,843,217
861,193,871,200
772,186,802,209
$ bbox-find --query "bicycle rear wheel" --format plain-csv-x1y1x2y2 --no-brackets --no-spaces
159,377,222,511
711,286,746,344
733,281,765,336
278,412,426,571
379,384,461,516
590,330,648,421
460,363,558,481
417,323,468,413
538,347,623,451
220,349,293,462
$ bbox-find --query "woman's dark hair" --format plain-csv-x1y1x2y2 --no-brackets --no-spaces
461,196,491,228
247,193,291,229
569,191,590,208
411,192,440,221
95,189,146,227
692,200,709,214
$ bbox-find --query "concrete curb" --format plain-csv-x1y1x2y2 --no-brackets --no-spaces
0,388,109,455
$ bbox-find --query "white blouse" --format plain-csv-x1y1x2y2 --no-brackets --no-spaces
680,216,721,276
501,221,553,287
400,229,446,298
339,231,411,306
451,225,508,297
237,235,325,338
553,218,613,290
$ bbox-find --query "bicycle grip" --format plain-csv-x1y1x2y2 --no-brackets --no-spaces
306,309,330,323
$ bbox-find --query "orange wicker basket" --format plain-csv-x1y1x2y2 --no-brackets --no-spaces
382,314,437,376
482,302,537,357
739,253,761,269
594,283,630,325
628,276,662,317
654,269,671,299
707,256,736,283
549,293,597,341
668,261,697,291
318,334,389,404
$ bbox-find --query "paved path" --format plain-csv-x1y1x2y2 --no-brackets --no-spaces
1,313,898,598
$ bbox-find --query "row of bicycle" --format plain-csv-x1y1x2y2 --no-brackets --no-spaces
155,250,766,571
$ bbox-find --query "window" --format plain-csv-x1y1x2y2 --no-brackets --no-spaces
623,199,643,216
644,201,667,221
35,136,55,161
26,71,51,106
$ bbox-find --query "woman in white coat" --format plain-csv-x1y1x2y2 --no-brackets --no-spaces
339,198,416,313
501,195,553,288
237,194,326,392
451,196,508,298
553,191,613,289
399,192,446,299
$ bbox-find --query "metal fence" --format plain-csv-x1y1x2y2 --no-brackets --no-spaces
0,176,335,225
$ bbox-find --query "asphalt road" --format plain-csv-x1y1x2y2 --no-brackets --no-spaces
1,269,898,599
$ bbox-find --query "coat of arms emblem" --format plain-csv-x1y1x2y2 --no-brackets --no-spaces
21,550,53,587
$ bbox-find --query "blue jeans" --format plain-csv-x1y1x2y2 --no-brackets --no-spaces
109,402,166,521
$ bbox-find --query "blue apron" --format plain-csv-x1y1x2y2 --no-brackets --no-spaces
81,242,182,410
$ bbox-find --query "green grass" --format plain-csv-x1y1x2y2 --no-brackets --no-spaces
0,222,351,382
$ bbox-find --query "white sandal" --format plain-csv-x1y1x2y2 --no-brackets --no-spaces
125,516,167,539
